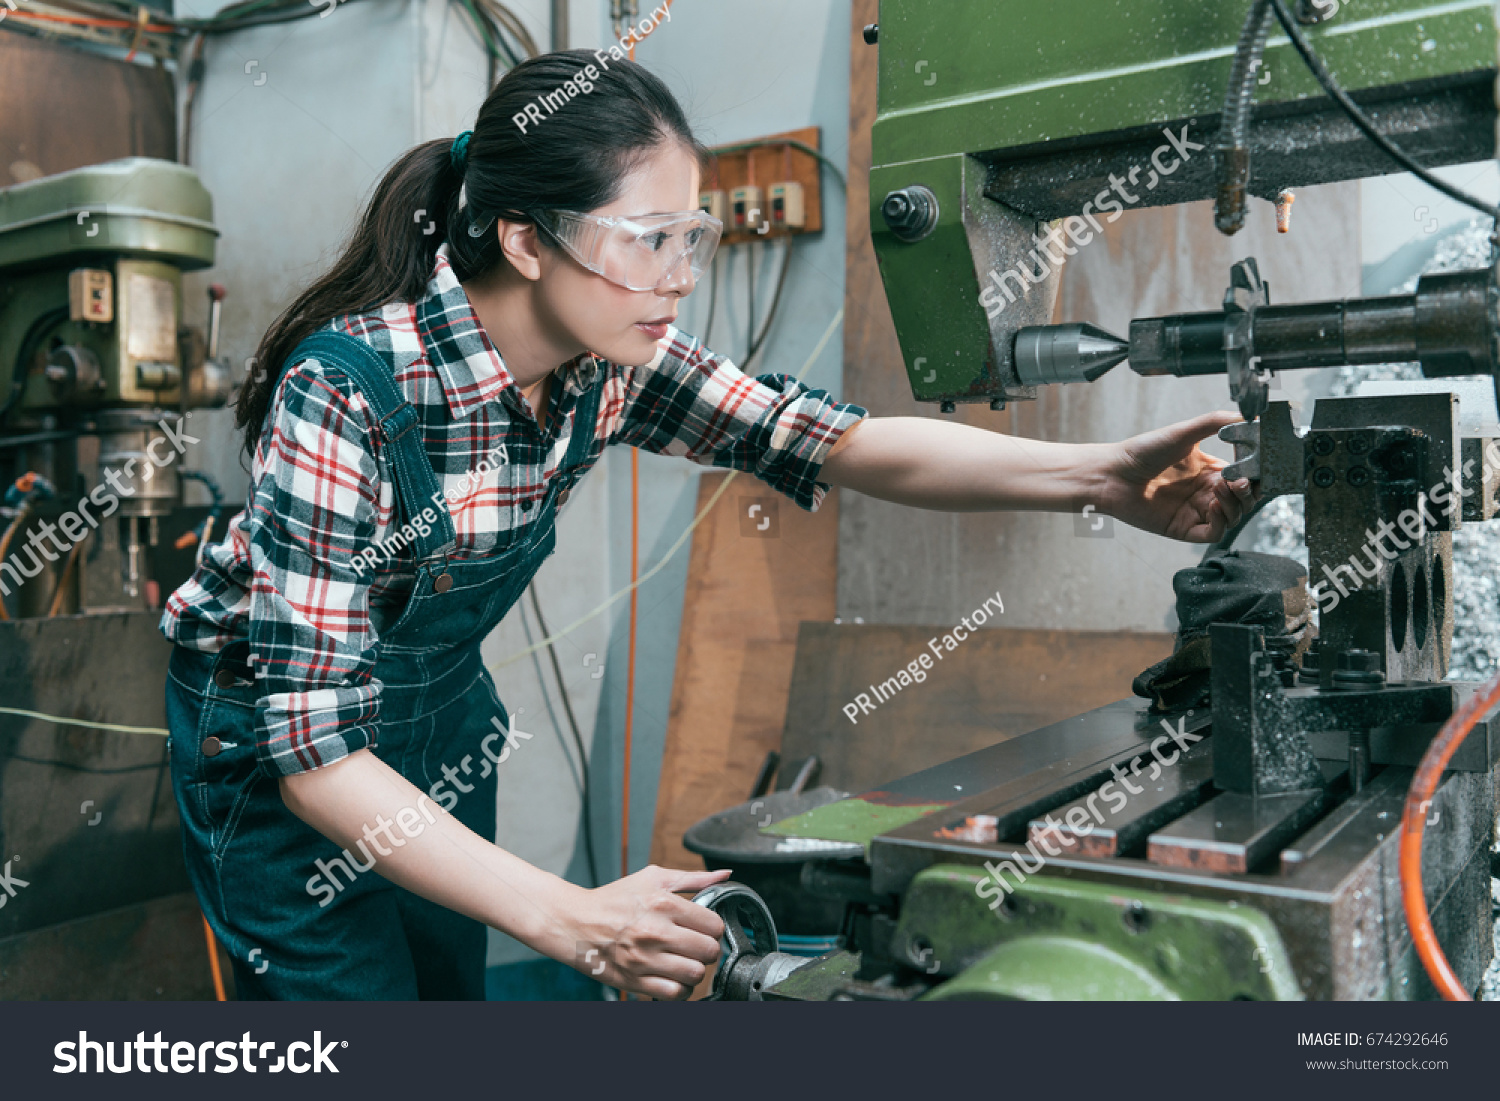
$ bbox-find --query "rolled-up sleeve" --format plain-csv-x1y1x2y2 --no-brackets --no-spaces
605,327,868,511
246,360,386,777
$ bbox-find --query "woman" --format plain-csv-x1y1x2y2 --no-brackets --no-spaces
160,50,1253,1001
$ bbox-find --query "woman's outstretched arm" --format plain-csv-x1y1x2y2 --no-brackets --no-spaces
819,410,1256,542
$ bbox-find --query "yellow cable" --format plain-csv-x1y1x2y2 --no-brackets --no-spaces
0,705,167,736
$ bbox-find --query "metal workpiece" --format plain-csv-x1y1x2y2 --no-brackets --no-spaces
1209,624,1326,796
1220,419,1261,483
1305,395,1459,684
1459,437,1500,521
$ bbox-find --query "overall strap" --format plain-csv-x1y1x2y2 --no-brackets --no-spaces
561,357,604,468
284,330,457,560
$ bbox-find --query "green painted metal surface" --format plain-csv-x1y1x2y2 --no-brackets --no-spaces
873,0,1495,162
0,157,217,275
898,866,1303,1000
765,796,952,849
867,1,1499,405
762,949,861,1001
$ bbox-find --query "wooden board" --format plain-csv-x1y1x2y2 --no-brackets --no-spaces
0,35,176,186
648,472,841,870
778,622,1174,796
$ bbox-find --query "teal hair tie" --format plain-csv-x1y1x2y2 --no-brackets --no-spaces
450,130,473,174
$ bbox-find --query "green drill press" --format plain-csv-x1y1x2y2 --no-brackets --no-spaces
0,157,228,616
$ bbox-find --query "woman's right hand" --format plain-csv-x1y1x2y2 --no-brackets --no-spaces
566,865,730,999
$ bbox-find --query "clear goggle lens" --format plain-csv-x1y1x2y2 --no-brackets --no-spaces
543,209,722,292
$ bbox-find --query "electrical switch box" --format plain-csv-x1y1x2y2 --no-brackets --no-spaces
700,189,727,224
68,268,113,323
769,182,805,229
730,186,764,233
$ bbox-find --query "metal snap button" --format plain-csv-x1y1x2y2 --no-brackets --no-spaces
201,736,222,757
434,572,454,593
558,487,572,507
214,669,238,689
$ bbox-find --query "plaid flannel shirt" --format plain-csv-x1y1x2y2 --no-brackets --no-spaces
160,243,867,777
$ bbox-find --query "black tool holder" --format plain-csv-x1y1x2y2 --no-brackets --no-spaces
1211,393,1496,804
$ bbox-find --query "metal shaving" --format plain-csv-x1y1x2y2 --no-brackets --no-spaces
1251,220,1500,681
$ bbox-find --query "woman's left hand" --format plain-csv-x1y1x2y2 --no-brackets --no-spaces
1097,410,1259,543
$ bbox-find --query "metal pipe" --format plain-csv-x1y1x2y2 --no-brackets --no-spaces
1127,268,1493,379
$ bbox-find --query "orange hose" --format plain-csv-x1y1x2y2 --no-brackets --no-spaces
46,541,83,617
201,912,227,1002
625,0,671,60
1399,666,1500,1000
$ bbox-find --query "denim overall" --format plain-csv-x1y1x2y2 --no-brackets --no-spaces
166,330,600,999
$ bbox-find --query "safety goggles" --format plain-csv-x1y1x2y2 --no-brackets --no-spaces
537,208,723,292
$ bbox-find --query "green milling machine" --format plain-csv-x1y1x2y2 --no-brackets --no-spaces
688,0,1500,1001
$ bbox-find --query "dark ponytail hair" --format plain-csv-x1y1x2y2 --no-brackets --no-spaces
235,48,708,454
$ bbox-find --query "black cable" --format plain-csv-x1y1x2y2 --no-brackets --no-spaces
518,595,580,790
1214,0,1274,234
527,583,600,887
1268,0,1500,223
1200,491,1273,564
746,237,792,365
5,306,68,426
746,243,756,365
